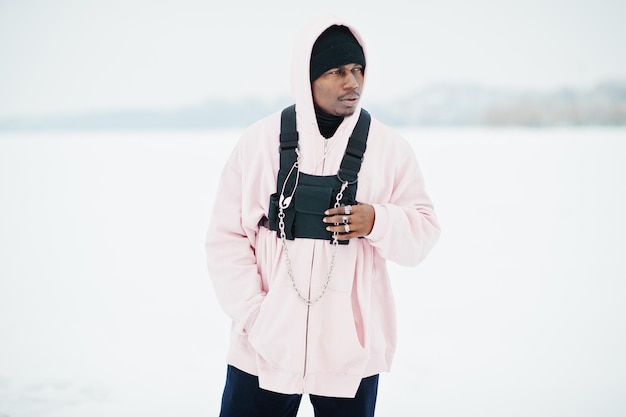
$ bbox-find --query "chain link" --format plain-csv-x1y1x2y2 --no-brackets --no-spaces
278,181,349,305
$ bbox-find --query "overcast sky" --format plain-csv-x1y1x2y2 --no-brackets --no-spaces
1,0,625,118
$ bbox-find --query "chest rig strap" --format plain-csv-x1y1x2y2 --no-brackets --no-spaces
279,104,371,184
278,104,299,192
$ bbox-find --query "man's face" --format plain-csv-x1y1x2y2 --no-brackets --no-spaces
312,63,364,116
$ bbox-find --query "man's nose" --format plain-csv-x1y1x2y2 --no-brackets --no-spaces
343,72,359,89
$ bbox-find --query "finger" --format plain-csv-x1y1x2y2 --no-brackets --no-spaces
333,231,359,241
326,224,361,237
325,224,349,234
324,208,344,217
324,204,358,217
322,214,351,224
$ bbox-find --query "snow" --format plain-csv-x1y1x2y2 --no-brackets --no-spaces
1,127,625,416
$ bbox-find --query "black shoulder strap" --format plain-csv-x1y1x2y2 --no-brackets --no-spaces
279,104,298,168
278,105,371,183
338,109,371,183
278,104,298,190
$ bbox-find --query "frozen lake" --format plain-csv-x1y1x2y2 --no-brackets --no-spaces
1,127,625,417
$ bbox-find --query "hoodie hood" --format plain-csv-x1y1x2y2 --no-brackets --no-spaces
290,14,368,137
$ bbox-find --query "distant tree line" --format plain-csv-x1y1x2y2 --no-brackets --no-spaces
369,81,626,127
1,82,625,130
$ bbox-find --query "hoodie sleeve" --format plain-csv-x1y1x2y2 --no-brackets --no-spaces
365,136,440,267
205,138,265,335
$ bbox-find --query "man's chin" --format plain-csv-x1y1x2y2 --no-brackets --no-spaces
336,107,357,117
339,100,360,116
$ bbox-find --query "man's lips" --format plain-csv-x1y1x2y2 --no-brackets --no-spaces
340,95,360,104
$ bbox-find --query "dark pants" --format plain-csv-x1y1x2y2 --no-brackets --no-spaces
219,365,379,417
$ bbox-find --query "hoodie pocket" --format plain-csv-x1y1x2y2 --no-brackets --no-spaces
308,291,370,375
247,285,307,369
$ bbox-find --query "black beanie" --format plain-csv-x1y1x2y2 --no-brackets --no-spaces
310,25,365,82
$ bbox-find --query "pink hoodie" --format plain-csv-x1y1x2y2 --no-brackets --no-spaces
205,14,440,398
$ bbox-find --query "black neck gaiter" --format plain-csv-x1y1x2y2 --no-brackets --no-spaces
315,106,344,139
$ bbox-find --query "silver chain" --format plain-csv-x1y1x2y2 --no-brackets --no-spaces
278,180,349,305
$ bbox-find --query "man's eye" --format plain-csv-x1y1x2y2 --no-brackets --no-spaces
352,67,363,73
330,70,341,75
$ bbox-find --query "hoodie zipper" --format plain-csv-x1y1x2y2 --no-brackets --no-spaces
302,239,322,392
302,274,312,392
301,135,329,392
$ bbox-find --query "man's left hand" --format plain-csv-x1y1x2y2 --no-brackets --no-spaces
323,203,375,240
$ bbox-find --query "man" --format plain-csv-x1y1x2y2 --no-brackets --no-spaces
205,14,440,417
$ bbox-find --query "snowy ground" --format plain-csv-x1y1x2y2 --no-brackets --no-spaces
1,127,625,417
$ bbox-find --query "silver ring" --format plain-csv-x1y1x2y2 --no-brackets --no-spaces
342,216,349,224
344,224,350,233
344,205,352,215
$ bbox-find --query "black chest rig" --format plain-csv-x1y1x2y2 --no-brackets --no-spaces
267,104,371,244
